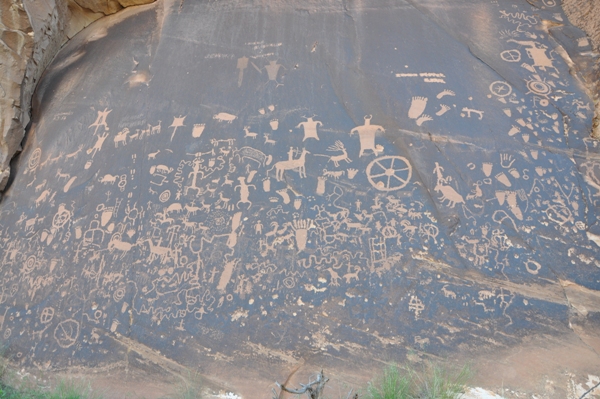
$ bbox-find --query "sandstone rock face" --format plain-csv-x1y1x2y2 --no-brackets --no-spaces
0,0,154,192
0,0,600,397
0,0,34,190
563,0,600,138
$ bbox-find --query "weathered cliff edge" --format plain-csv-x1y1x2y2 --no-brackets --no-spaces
563,0,600,138
0,0,154,192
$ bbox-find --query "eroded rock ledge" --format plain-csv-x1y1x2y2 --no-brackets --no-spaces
0,0,154,192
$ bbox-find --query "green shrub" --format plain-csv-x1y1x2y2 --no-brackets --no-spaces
412,362,472,399
365,362,472,399
365,364,412,399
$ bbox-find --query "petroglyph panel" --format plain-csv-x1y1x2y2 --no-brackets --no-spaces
0,0,598,375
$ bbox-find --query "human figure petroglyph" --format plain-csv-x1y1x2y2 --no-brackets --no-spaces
184,158,204,196
89,108,111,135
271,148,310,181
296,116,323,141
350,115,385,157
87,132,109,158
254,60,286,86
235,176,255,208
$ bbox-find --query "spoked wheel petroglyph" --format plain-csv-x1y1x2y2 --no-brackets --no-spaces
366,156,412,191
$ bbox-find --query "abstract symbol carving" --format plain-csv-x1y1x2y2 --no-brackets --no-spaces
500,49,521,62
28,148,42,170
489,81,512,97
40,307,54,324
54,319,80,348
366,156,412,191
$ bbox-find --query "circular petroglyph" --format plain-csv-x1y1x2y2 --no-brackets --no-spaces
489,81,512,97
52,205,72,229
525,259,542,275
366,156,412,191
40,307,55,324
159,190,171,203
113,287,126,302
28,148,42,170
500,49,521,62
526,80,551,97
24,255,37,274
54,319,80,348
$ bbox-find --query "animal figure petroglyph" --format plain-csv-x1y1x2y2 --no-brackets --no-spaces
433,162,464,208
322,169,344,179
315,140,352,167
234,147,272,166
343,266,361,283
264,134,276,145
461,107,484,120
243,127,258,139
326,268,341,286
150,120,161,135
213,112,237,123
441,285,457,299
139,238,171,262
165,203,182,214
272,149,310,181
35,189,51,207
55,169,70,181
99,174,118,184
108,234,134,259
114,128,129,147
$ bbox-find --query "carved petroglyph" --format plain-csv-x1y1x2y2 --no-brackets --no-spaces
0,0,596,366
350,116,385,157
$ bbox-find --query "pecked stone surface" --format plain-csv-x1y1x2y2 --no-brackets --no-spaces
1,0,600,396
